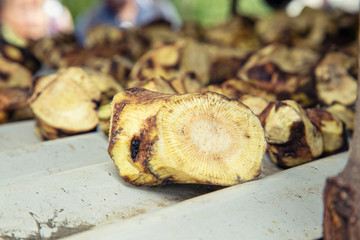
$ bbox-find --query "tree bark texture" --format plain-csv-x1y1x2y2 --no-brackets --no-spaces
323,14,360,240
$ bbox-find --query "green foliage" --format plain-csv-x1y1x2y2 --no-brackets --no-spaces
61,0,272,26
61,0,99,20
239,0,272,18
173,0,231,26
173,0,272,27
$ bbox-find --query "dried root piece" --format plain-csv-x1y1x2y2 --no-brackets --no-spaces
84,55,134,87
83,68,123,104
0,38,40,73
0,57,33,122
0,88,29,112
199,84,226,96
30,68,100,140
206,45,250,84
0,87,33,122
179,22,204,41
238,95,270,116
255,11,291,45
130,39,211,87
238,44,319,107
29,33,84,68
341,41,358,59
0,57,32,89
33,66,122,105
98,103,112,136
327,103,355,131
255,8,337,50
85,25,127,48
85,25,148,60
31,73,59,101
108,88,266,186
218,78,276,102
57,67,101,103
0,111,6,123
203,16,260,51
259,100,323,168
8,105,33,122
137,20,180,48
128,74,202,94
200,80,274,115
315,51,358,106
127,77,175,94
306,107,348,153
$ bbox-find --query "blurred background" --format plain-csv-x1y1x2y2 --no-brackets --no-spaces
60,0,359,26
0,0,358,47
62,0,272,27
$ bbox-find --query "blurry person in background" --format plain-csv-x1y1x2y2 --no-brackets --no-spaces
0,0,74,47
75,0,182,45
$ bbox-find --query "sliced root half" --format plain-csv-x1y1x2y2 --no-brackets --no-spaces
108,88,266,186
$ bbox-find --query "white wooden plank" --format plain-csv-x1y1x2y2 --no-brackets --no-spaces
0,119,347,240
0,132,109,186
0,161,216,239
65,152,348,240
0,120,40,150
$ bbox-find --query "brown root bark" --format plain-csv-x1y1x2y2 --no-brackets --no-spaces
323,176,360,239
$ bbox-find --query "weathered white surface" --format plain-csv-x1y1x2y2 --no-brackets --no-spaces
0,120,40,150
0,132,109,186
0,120,348,239
0,160,217,239
0,121,217,239
66,152,348,240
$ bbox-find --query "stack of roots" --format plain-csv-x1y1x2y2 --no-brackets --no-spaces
1,7,357,186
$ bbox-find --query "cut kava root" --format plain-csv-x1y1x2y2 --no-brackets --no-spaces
108,88,266,186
